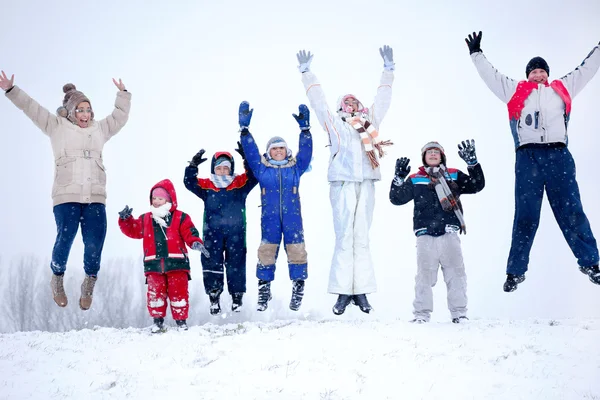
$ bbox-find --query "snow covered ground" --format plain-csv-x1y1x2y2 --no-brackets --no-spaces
1,317,599,399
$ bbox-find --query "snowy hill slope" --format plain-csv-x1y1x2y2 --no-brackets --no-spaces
1,318,599,400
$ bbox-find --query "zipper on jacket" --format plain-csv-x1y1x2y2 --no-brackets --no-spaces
161,258,165,273
278,167,283,224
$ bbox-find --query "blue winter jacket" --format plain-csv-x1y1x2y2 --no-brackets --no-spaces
240,129,312,231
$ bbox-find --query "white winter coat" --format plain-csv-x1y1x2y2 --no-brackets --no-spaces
301,70,394,182
471,45,600,148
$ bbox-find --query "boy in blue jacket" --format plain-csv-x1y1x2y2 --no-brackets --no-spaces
184,145,258,314
239,101,313,312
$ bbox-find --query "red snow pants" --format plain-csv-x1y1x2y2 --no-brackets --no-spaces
146,271,189,320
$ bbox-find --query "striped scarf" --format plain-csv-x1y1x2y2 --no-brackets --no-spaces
345,116,393,169
425,165,466,234
210,174,235,189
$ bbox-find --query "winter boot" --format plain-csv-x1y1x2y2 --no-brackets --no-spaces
410,318,427,324
257,280,272,312
452,316,469,324
231,293,244,312
79,275,97,310
151,317,166,334
352,294,373,314
50,273,68,307
503,274,525,292
289,280,305,311
579,265,600,285
209,290,221,315
332,294,353,315
175,319,188,331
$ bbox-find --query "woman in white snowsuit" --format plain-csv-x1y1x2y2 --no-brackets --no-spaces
465,31,600,291
297,45,394,314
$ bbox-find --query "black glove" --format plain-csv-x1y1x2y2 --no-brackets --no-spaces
189,149,207,167
458,139,478,166
465,31,482,54
235,141,245,159
119,205,133,220
395,157,411,180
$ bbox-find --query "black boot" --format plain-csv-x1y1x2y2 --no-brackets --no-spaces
352,294,373,314
332,294,353,315
580,265,600,285
257,280,272,312
151,317,165,334
209,290,222,315
231,293,244,312
503,274,525,292
452,316,469,324
289,280,305,311
175,319,188,331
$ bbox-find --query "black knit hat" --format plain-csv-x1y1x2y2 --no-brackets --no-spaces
526,57,550,78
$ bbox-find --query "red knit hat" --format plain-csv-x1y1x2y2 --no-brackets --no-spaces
151,187,171,202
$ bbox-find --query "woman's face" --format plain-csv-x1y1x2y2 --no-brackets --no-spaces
269,146,287,161
343,97,359,113
425,148,442,167
74,101,92,128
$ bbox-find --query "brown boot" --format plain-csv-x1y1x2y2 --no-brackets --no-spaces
50,274,68,307
79,275,97,310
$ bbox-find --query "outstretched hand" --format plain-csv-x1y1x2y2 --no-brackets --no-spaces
192,241,210,258
379,45,395,71
112,78,126,91
119,205,133,220
395,157,411,179
190,149,207,167
457,139,478,165
296,50,313,73
292,104,310,131
239,101,253,129
465,31,482,54
0,70,15,91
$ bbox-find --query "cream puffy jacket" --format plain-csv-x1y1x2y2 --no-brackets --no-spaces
6,86,131,205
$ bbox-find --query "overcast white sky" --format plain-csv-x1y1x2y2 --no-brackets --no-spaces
1,0,599,321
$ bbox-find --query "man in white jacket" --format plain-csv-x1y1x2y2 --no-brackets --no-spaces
297,46,394,314
465,31,600,291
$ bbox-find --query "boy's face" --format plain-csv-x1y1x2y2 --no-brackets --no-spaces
214,165,231,176
74,101,92,128
269,146,287,161
425,148,442,167
527,68,548,84
152,196,168,208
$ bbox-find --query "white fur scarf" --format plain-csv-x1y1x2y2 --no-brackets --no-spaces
345,116,393,169
151,203,172,228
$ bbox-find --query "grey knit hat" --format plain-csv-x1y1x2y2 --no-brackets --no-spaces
421,141,446,166
265,136,292,159
56,83,94,123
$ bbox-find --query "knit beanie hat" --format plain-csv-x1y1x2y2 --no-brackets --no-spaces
421,141,446,166
525,57,550,78
56,83,94,123
265,136,293,160
214,156,232,169
151,187,171,202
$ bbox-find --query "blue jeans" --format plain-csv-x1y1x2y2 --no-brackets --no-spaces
507,146,598,275
50,203,107,276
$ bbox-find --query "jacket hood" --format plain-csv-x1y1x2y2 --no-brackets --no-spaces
211,152,235,175
149,179,178,212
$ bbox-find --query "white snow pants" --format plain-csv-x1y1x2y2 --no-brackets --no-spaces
413,233,467,321
328,180,377,294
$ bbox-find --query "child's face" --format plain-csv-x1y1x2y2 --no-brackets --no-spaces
214,165,231,176
74,101,92,128
269,146,287,161
527,68,548,84
425,149,442,167
152,196,168,208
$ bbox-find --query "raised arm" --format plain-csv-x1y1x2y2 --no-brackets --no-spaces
292,104,313,174
456,139,485,194
466,32,518,103
238,101,264,178
99,78,132,140
2,71,59,136
118,206,144,239
370,45,395,128
234,140,259,194
560,42,600,97
183,149,209,201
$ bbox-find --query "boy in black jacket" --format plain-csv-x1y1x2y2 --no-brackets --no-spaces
389,140,484,323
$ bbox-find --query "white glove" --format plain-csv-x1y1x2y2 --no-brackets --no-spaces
379,45,395,71
296,50,313,73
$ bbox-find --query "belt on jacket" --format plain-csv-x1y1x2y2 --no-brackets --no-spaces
58,149,103,159
517,142,566,151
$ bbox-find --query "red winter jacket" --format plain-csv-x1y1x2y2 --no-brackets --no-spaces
119,179,203,275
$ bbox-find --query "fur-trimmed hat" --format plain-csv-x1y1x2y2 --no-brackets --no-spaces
421,141,446,166
525,57,550,78
56,83,94,123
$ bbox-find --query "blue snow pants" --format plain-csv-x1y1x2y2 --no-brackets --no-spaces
50,202,107,276
201,227,247,295
507,145,599,275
